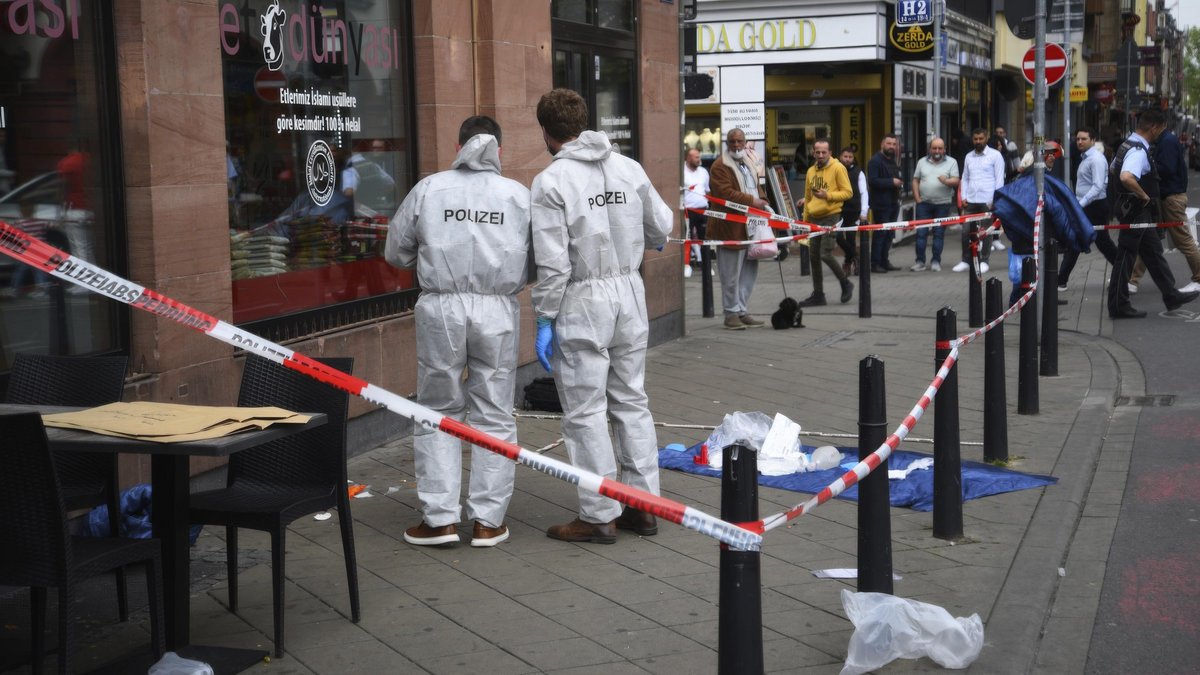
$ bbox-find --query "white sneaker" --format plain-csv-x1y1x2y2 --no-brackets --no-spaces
930,261,941,272
952,261,970,272
910,262,926,272
1057,284,1069,293
683,265,693,278
1178,281,1200,293
992,240,1006,251
1127,283,1138,294
980,262,990,273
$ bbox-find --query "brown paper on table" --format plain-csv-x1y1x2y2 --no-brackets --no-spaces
42,401,312,443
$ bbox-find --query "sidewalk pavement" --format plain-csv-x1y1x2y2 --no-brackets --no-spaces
2,231,1139,674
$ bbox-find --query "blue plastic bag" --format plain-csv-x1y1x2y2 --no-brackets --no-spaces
86,483,203,545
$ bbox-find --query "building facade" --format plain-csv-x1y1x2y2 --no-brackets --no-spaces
0,0,684,483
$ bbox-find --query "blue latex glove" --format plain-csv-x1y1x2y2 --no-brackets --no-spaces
535,318,555,372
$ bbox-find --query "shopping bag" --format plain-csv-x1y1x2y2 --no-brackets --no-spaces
746,216,779,260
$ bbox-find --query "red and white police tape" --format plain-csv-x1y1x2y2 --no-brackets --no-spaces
759,197,1045,531
0,220,763,552
1094,220,1185,231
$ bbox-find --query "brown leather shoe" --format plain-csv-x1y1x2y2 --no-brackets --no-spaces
615,507,658,536
546,518,617,544
470,522,509,547
403,521,459,546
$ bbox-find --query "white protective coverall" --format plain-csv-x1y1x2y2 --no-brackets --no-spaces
531,130,674,523
385,134,532,529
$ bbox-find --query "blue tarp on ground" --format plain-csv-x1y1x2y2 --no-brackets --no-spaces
658,443,1057,512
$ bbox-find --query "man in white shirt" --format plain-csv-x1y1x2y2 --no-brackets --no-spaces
1057,127,1116,290
954,128,1005,273
683,148,710,277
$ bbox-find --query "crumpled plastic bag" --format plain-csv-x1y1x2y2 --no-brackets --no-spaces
705,411,773,468
149,651,214,675
839,589,984,675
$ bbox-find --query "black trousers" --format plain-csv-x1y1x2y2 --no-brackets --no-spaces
1107,206,1178,314
1058,201,1118,285
961,203,991,263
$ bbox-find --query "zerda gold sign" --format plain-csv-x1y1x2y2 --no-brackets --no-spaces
889,22,933,53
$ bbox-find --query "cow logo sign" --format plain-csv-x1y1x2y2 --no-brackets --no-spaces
305,141,336,207
261,1,286,71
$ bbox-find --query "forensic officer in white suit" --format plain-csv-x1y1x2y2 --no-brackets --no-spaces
531,89,674,544
385,116,531,548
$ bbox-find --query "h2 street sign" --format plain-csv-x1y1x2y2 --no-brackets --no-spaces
896,0,933,25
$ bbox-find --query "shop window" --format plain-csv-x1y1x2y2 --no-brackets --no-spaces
218,0,416,328
551,1,638,158
1,1,126,368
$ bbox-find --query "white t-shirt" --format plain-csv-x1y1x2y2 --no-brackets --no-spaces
684,164,710,209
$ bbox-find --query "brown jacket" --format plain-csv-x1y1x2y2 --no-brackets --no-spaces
706,156,762,245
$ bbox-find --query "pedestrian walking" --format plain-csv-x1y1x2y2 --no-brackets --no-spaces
795,139,854,305
1058,127,1117,291
1127,122,1200,295
1106,110,1200,318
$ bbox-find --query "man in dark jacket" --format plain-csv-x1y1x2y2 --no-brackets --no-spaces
867,134,902,272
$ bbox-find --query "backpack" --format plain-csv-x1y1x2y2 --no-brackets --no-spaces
1106,139,1148,222
523,377,562,412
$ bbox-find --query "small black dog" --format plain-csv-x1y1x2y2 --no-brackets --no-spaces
771,297,804,329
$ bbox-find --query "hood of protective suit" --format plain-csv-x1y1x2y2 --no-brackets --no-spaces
993,173,1095,254
554,130,613,163
451,134,502,173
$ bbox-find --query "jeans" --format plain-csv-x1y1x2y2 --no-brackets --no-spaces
913,201,952,264
870,204,899,266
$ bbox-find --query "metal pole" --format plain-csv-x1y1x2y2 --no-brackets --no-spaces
932,0,942,140
718,444,764,675
933,307,963,540
1018,257,1040,415
1062,43,1072,182
857,355,893,594
983,279,1009,463
701,244,715,318
1040,240,1059,376
858,233,872,318
1034,0,1047,328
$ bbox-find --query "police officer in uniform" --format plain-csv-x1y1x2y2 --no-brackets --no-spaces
1107,110,1200,318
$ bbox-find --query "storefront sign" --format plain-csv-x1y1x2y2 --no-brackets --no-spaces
894,65,960,104
1070,87,1088,103
1088,61,1117,82
1,0,82,39
720,103,765,141
695,15,876,54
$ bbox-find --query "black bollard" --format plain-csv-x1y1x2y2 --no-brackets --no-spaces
1040,241,1059,376
1018,257,1040,415
701,244,715,318
933,307,963,540
858,231,872,318
718,443,764,675
857,356,893,594
968,241,983,328
983,279,1009,463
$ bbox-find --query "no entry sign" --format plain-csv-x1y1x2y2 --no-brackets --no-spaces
1022,43,1067,87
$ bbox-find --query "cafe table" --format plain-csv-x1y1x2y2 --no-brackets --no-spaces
0,403,327,673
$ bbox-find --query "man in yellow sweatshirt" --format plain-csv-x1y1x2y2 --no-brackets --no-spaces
797,139,854,305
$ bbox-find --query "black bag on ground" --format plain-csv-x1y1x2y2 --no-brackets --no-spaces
524,377,562,412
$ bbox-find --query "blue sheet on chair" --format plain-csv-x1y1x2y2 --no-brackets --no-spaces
658,443,1057,511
